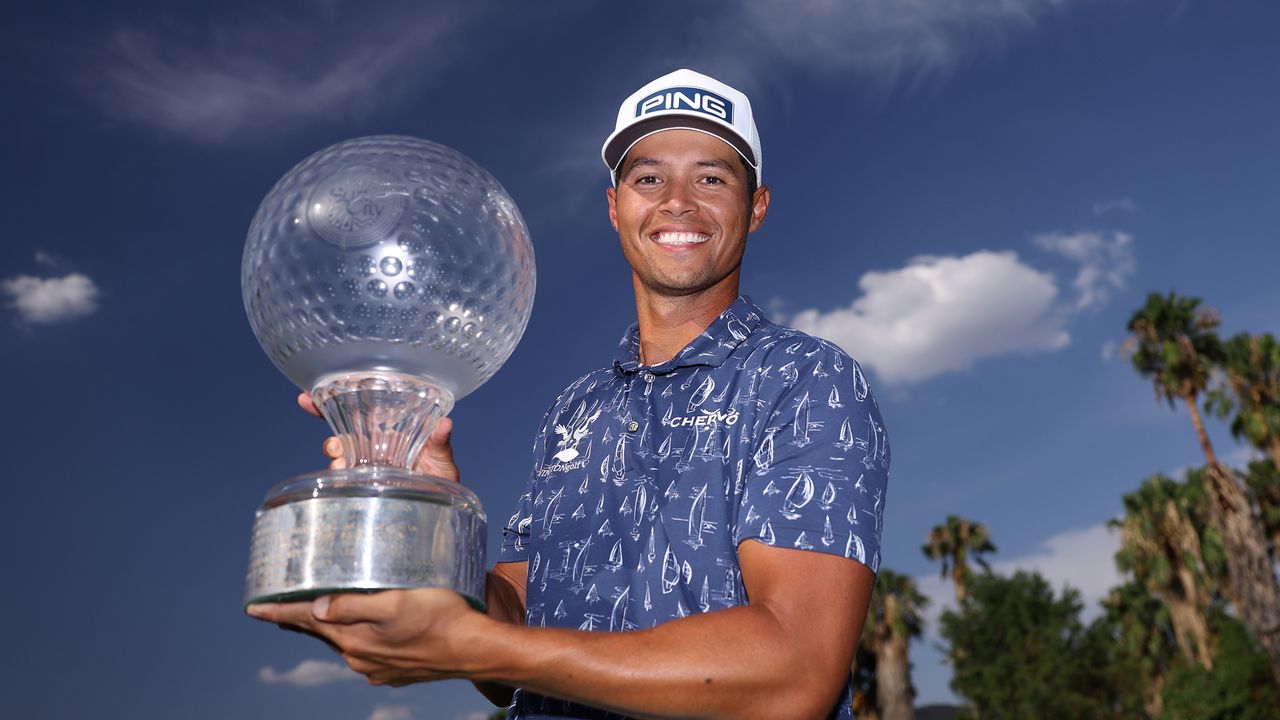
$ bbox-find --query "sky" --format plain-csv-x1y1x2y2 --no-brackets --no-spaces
3,1,1279,717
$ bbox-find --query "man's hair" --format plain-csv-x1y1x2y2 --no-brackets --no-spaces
739,156,758,200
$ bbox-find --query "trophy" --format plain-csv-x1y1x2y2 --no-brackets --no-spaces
242,135,535,609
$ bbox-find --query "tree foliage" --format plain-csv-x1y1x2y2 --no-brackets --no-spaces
1245,459,1280,560
939,571,1130,719
1157,613,1280,720
1207,333,1280,468
1126,291,1222,408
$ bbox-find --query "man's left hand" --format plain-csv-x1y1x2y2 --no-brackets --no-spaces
247,589,481,686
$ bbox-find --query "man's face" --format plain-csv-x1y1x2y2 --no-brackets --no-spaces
607,129,769,300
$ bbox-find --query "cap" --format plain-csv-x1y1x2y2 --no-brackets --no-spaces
601,69,762,186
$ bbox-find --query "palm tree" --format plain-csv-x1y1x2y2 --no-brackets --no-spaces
921,515,996,602
1110,473,1217,670
1208,332,1280,469
864,569,927,720
850,632,879,720
1126,291,1280,682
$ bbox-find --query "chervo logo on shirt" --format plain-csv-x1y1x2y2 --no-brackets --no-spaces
665,407,741,428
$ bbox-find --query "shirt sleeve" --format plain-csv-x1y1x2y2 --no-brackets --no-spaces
734,337,890,574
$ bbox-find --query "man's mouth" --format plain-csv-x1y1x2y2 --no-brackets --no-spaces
652,231,710,246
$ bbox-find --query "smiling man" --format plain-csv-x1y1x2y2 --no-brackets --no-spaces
252,69,890,720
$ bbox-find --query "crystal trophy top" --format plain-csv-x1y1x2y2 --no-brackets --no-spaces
241,136,534,607
242,135,535,402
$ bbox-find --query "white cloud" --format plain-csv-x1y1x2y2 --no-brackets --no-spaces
257,659,357,687
916,522,1121,631
717,0,1082,89
1100,340,1118,361
82,2,490,142
34,251,58,266
369,706,414,720
2,273,100,324
454,713,492,720
1091,197,1138,216
1033,230,1135,311
789,251,1069,385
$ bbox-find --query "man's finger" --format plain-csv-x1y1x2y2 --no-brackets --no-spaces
297,392,322,417
323,436,343,458
314,591,400,625
247,601,318,630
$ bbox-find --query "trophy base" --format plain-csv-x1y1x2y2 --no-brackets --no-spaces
244,466,487,610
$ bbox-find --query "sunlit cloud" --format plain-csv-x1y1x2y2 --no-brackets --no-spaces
790,251,1070,385
369,706,414,720
788,225,1136,385
2,272,100,324
257,659,357,687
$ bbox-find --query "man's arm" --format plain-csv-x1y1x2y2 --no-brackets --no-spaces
472,561,527,707
250,541,873,720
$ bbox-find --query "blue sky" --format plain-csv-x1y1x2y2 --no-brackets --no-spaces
4,1,1279,717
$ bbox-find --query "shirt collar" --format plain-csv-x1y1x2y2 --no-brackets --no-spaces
613,295,766,374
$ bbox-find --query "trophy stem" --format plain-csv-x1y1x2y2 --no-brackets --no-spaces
312,371,455,469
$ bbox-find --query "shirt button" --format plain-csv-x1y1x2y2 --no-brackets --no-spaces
626,421,640,433
642,372,654,383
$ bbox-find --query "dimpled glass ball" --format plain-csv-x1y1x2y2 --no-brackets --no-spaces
242,136,535,400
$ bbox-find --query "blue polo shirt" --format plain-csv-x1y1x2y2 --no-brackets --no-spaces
498,295,889,720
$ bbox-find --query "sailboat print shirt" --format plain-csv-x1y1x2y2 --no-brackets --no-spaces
498,295,889,720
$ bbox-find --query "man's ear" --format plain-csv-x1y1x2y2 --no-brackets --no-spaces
606,186,619,231
748,185,771,233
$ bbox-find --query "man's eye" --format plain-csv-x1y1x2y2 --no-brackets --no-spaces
701,176,725,185
635,175,660,185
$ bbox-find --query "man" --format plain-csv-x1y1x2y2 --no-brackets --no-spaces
252,69,889,720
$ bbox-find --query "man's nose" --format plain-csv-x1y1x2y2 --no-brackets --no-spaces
658,182,695,216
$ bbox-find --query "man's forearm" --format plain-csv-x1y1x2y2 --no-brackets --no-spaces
458,600,853,720
471,565,528,707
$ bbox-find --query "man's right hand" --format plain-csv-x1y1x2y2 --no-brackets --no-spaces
296,392,461,482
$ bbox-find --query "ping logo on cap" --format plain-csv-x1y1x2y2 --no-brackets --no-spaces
635,87,734,123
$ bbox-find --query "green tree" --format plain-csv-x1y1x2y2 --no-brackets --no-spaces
1110,473,1217,669
921,516,996,603
864,569,927,720
1207,332,1280,470
939,571,1128,719
1095,580,1181,716
1158,612,1280,720
1245,459,1280,561
1127,291,1280,682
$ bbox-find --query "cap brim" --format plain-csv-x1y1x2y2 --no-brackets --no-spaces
603,115,757,175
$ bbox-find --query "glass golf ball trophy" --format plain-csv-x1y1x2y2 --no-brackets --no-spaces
242,136,534,609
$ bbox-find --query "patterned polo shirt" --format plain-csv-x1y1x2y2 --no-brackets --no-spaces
498,295,890,720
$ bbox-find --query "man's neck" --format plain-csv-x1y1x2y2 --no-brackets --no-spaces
632,280,739,366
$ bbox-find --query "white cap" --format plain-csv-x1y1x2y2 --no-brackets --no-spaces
601,69,762,186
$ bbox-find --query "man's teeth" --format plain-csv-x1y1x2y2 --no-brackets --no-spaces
653,232,709,245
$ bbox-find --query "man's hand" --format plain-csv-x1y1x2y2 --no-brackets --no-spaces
297,392,460,481
247,589,487,686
